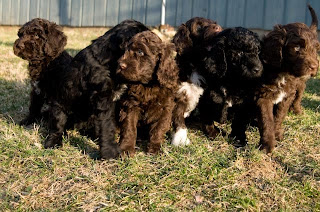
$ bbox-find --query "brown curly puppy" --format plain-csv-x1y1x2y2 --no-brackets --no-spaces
13,18,72,125
257,5,320,153
117,31,179,156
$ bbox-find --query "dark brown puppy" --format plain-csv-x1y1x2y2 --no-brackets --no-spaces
117,31,179,156
257,5,320,153
171,17,222,146
13,18,72,125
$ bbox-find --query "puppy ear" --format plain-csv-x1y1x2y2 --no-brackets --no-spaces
43,22,67,58
157,42,179,90
204,41,227,78
172,24,193,55
261,25,286,67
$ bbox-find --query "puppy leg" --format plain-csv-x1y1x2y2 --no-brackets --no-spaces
289,81,305,115
119,108,140,157
20,90,44,125
274,94,296,141
257,98,276,153
44,102,67,148
171,91,190,146
230,105,252,147
148,105,174,154
94,106,120,160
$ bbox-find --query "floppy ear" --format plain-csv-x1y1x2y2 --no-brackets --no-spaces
157,42,179,90
261,25,286,68
204,40,227,78
172,24,193,55
43,21,67,58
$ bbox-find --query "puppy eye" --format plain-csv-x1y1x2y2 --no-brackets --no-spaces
137,49,144,56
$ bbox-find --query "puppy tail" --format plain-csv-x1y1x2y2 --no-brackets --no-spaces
308,4,318,33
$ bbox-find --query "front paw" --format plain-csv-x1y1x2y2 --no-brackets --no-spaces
275,128,284,141
147,143,161,154
44,135,63,149
120,142,136,157
229,132,248,148
259,140,275,154
205,124,220,139
290,105,303,115
19,116,36,126
171,128,190,146
100,143,120,159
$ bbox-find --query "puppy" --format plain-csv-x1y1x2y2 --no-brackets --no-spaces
199,27,263,143
117,31,179,156
39,20,148,159
13,18,72,125
256,5,320,153
171,17,223,146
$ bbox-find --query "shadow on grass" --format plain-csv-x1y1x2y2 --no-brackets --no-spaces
273,156,320,182
0,41,14,47
305,77,320,95
68,135,101,160
0,78,29,123
301,97,320,112
65,48,81,57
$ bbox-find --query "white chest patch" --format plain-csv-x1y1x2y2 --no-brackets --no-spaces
178,81,204,118
273,91,286,104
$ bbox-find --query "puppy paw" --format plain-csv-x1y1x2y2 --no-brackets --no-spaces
291,107,303,115
275,129,284,141
147,143,161,154
44,135,62,149
100,143,120,159
259,141,275,154
205,124,220,139
171,128,190,146
19,116,36,126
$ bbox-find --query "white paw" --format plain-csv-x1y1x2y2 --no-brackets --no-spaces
171,128,190,146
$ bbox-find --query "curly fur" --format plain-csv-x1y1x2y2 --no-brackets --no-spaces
171,17,222,146
27,20,148,159
117,31,179,155
198,27,263,142
256,5,320,153
13,18,72,125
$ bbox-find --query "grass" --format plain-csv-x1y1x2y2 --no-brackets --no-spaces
1,26,320,211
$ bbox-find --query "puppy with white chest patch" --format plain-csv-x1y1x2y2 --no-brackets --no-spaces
256,5,320,153
171,17,223,146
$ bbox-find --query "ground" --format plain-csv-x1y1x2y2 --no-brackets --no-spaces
0,26,320,211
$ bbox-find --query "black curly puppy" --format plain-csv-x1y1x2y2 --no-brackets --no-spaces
199,27,263,143
42,20,148,159
171,17,222,146
13,18,72,125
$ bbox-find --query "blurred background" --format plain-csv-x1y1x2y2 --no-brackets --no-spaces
0,0,319,31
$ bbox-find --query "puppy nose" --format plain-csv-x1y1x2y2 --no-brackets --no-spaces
15,41,25,50
215,26,222,32
119,62,127,70
310,63,318,70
